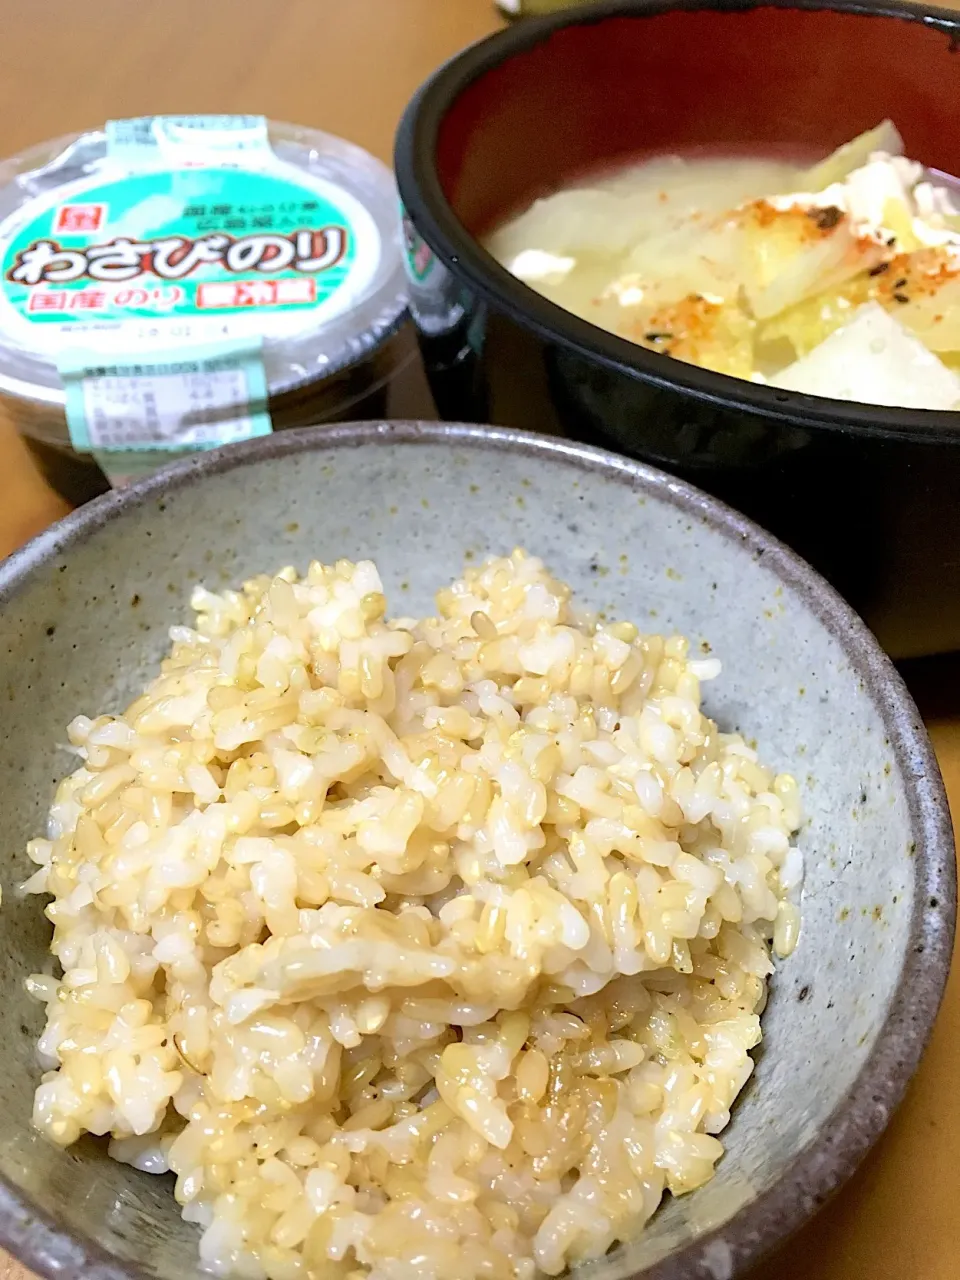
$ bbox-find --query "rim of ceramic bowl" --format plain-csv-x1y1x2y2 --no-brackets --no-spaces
395,0,960,446
0,422,954,1280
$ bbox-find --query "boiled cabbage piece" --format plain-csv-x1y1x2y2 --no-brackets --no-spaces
487,158,797,263
621,200,888,332
620,293,756,379
737,202,886,321
759,247,960,360
801,120,904,192
770,302,960,409
757,279,872,359
869,248,960,352
488,188,661,262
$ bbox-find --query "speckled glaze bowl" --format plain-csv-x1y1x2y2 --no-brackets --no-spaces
0,422,954,1280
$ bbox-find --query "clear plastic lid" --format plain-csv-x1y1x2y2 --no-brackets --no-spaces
0,118,408,415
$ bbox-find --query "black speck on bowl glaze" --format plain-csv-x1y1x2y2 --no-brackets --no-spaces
0,422,953,1280
395,0,960,659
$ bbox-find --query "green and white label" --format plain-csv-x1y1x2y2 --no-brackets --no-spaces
0,160,381,350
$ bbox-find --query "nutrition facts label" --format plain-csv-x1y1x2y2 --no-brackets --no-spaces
60,342,272,483
78,360,263,449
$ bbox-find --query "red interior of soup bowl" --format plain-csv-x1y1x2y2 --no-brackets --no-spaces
435,2,960,236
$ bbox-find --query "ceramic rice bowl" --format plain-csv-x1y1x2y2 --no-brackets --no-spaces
0,421,953,1280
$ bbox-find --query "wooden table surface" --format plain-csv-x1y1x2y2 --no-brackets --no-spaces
1,2,958,1278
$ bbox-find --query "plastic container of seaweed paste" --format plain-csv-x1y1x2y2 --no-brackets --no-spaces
0,116,409,504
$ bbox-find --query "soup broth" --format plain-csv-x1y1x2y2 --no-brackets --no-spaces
487,124,960,410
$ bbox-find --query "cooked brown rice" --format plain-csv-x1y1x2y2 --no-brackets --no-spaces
24,551,802,1279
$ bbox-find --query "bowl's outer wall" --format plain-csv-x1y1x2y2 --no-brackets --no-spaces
0,425,952,1279
395,1,960,657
